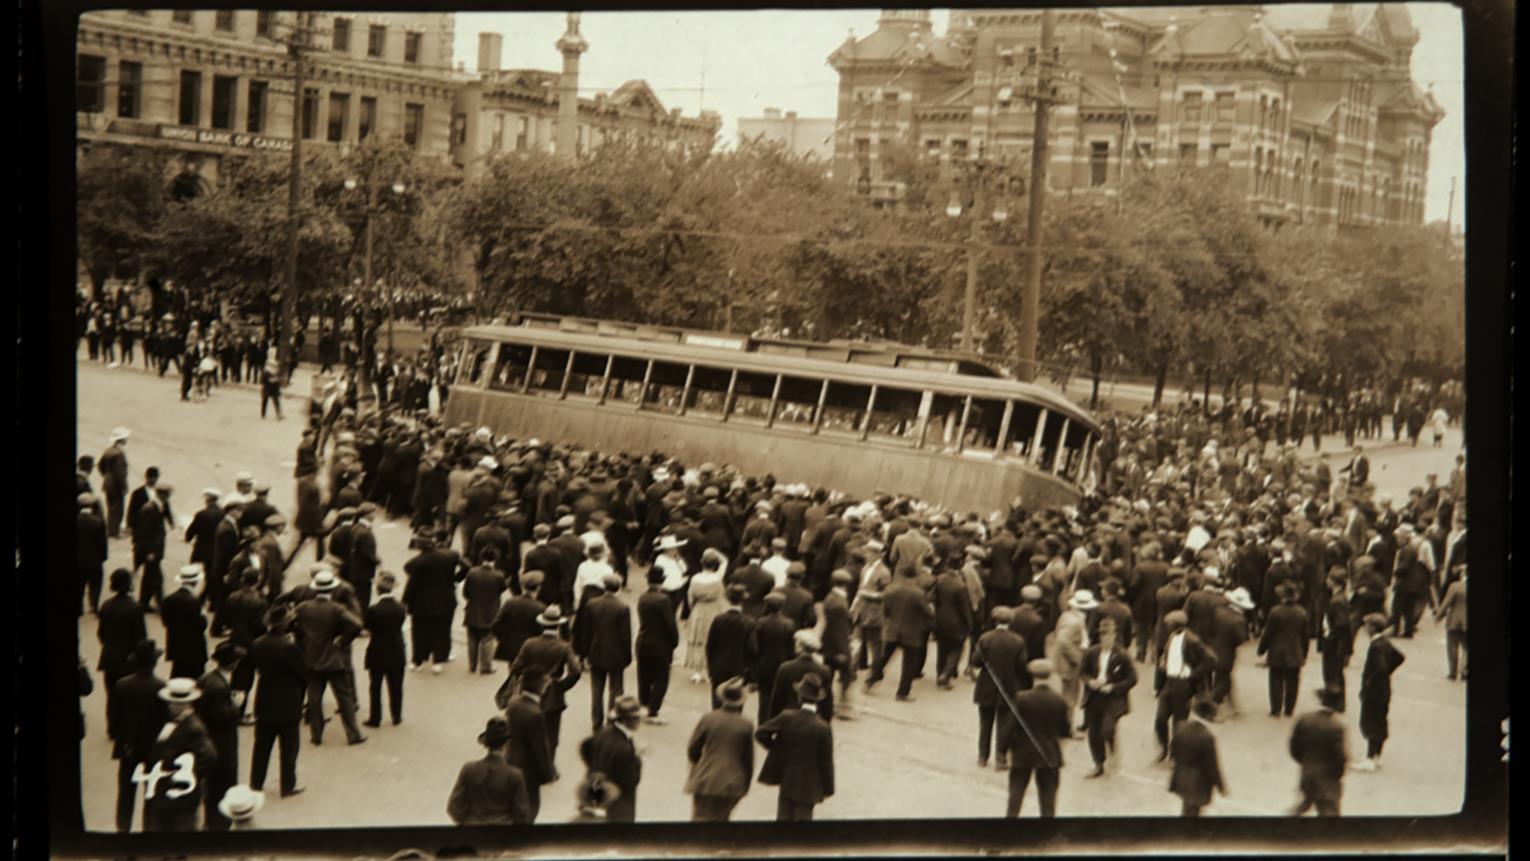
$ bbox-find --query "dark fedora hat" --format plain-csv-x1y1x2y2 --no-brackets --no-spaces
212,640,246,665
714,677,747,708
793,673,826,704
478,716,511,748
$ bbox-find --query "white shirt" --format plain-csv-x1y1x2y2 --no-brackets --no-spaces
762,555,791,589
574,560,614,610
580,529,608,550
1096,649,1112,684
1166,632,1188,678
655,553,688,593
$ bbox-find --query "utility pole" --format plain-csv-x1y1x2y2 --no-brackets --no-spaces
279,10,310,379
1015,9,1055,383
961,177,983,353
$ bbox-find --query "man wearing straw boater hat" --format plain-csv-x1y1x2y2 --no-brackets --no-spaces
684,677,755,822
197,641,246,831
447,716,532,825
294,568,367,746
756,673,835,821
141,677,218,832
217,785,265,830
162,564,208,679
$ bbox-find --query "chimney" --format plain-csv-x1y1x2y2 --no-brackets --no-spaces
764,107,782,119
478,32,503,73
785,111,797,121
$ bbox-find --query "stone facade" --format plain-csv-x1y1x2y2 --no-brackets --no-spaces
828,5,1444,227
737,109,837,161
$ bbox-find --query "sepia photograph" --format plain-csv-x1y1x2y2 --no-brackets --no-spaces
28,0,1510,856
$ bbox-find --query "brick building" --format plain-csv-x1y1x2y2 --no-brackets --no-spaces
828,5,1443,227
450,28,721,178
76,10,460,187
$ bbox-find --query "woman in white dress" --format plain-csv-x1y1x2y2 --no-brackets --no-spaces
683,549,728,682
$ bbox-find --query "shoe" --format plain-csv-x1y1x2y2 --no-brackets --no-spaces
311,737,322,746
281,787,306,798
894,694,916,702
994,757,1009,771
936,679,952,690
1085,765,1106,779
410,664,422,673
1154,749,1168,763
643,715,668,725
1352,759,1377,772
348,735,368,746
364,720,382,728
978,757,988,768
835,710,856,721
432,664,442,675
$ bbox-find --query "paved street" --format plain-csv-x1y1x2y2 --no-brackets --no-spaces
74,356,1466,828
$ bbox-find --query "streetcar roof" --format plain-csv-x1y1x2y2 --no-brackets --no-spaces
459,322,1101,434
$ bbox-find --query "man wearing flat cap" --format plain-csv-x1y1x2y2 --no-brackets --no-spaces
685,677,755,821
492,570,547,677
131,482,174,613
141,678,218,832
778,563,818,632
197,641,245,831
1154,610,1212,761
1004,659,1071,818
1258,583,1310,718
78,492,109,615
972,606,1030,770
756,674,835,821
402,528,467,673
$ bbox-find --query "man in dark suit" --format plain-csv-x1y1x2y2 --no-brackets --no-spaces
210,500,244,635
509,607,583,758
1318,575,1354,703
524,525,571,612
249,605,308,797
635,567,680,722
237,483,278,534
463,549,507,675
867,573,934,702
196,642,245,831
132,484,174,612
1258,584,1311,718
769,631,835,721
1169,698,1226,816
1208,590,1252,715
97,569,147,739
579,695,644,822
294,570,366,745
756,674,835,821
1153,610,1213,761
932,563,975,689
348,504,381,610
184,489,224,590
972,606,1030,770
775,563,818,631
727,549,776,619
1154,569,1192,655
363,573,407,727
573,574,632,731
1355,613,1406,772
126,466,165,543
820,570,855,709
112,639,166,833
492,570,546,673
448,717,532,825
99,429,130,539
503,670,556,822
78,493,109,615
1090,578,1135,655
706,584,759,711
140,678,219,832
985,524,1022,613
1079,617,1138,777
1289,685,1349,816
1004,659,1072,818
752,592,796,726
1010,586,1049,668
162,566,209,679
685,677,755,821
402,528,466,672
1128,543,1169,662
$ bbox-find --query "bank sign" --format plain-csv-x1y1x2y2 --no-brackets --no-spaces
158,125,293,152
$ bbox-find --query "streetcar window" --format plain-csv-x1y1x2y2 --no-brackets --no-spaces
1003,400,1046,458
684,365,734,417
566,351,610,399
819,381,874,436
642,361,690,415
962,397,1007,451
488,342,533,391
528,347,572,395
924,393,968,451
773,375,827,431
729,370,778,424
864,386,924,442
604,354,650,406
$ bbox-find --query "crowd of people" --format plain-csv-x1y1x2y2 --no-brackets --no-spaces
76,341,1467,829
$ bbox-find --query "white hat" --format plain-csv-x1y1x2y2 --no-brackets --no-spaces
655,534,688,552
1226,587,1256,611
202,486,222,499
218,785,265,822
478,456,498,471
1203,566,1222,582
235,472,254,484
1067,590,1100,611
110,427,131,443
177,564,205,584
158,677,202,703
526,438,542,448
310,568,340,591
475,426,492,440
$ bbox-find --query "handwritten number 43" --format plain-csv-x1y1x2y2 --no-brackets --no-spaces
131,753,198,800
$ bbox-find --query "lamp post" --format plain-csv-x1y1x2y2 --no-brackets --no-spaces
945,155,1023,354
344,174,406,360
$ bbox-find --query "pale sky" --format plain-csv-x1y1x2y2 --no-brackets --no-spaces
454,5,1465,226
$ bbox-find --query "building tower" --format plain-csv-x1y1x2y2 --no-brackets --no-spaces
555,12,588,159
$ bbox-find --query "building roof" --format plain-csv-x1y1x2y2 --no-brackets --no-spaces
1147,8,1299,65
829,18,968,69
1376,79,1446,120
610,80,666,113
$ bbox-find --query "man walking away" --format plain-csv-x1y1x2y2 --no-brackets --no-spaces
1169,697,1225,816
685,677,754,821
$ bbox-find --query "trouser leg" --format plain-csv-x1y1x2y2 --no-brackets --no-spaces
368,671,384,724
978,705,995,761
870,640,897,683
1036,768,1060,818
591,668,608,729
387,669,404,722
331,671,364,741
1182,800,1202,817
1367,736,1385,758
1268,666,1284,715
1317,799,1340,817
466,628,483,673
249,724,276,791
1086,711,1107,765
107,492,125,537
636,652,656,713
116,757,139,833
1006,768,1031,818
649,652,671,714
278,721,301,793
1446,629,1465,678
898,644,921,697
410,617,428,666
306,676,329,742
1282,667,1300,715
203,761,236,831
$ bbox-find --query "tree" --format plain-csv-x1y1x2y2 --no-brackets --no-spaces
76,146,173,299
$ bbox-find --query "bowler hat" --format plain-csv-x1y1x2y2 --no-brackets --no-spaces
129,638,161,669
478,716,512,748
714,677,747,708
109,568,133,593
793,674,826,704
646,566,668,584
212,640,246,665
602,573,622,592
609,695,643,722
264,605,292,629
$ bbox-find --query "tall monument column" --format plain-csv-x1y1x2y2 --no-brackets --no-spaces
555,12,588,159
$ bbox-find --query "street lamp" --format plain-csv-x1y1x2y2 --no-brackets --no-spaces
344,175,407,360
945,158,1021,353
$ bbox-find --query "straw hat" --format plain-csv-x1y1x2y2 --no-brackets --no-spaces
1067,590,1100,611
217,785,265,822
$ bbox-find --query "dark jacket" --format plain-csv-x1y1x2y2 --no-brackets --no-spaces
1258,603,1311,669
251,631,309,724
195,666,242,766
1289,708,1347,802
778,583,818,631
293,596,362,672
752,613,797,692
141,713,220,815
579,725,642,822
768,655,834,721
685,707,755,800
705,609,758,684
503,695,556,787
1169,718,1225,806
349,523,380,586
756,707,835,804
491,595,546,663
728,563,776,619
462,565,507,629
111,670,167,761
161,588,208,671
973,627,1031,706
509,635,581,713
1091,597,1135,650
1009,605,1048,665
1360,635,1406,702
1080,644,1138,719
523,544,569,607
447,755,532,825
363,597,408,672
402,548,466,617
96,594,148,675
932,572,975,640
574,592,632,670
78,509,108,569
881,579,935,647
820,590,853,660
1208,605,1248,671
223,587,269,648
1006,686,1071,770
635,589,680,657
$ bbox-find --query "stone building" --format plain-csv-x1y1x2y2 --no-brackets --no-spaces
737,108,837,161
449,24,721,178
828,5,1443,227
75,10,459,186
